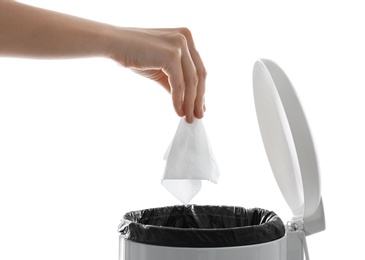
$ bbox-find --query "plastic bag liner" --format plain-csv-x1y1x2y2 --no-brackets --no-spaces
118,205,285,248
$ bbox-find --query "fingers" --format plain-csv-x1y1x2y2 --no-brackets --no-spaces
179,28,206,122
180,39,198,123
122,27,206,122
163,49,185,117
163,28,206,123
191,52,206,119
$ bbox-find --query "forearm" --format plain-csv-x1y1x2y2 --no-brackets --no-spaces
0,0,117,59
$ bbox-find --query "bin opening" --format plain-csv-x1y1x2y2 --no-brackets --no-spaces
118,205,285,248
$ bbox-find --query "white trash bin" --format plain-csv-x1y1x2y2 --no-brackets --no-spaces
118,59,326,260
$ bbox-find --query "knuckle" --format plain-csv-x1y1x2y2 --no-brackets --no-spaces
164,32,187,47
165,47,182,62
173,33,187,46
178,27,192,39
172,81,185,92
194,98,204,108
197,67,207,79
186,74,199,88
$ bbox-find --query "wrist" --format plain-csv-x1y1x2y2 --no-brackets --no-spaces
100,26,130,65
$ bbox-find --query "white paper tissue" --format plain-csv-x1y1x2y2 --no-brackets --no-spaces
162,118,220,204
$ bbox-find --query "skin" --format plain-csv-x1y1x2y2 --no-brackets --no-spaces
0,0,206,123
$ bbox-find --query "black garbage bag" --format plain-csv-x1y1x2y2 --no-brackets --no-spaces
118,205,285,248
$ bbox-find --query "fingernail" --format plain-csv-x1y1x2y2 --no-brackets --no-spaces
194,107,204,119
177,106,184,117
198,108,204,118
185,115,193,124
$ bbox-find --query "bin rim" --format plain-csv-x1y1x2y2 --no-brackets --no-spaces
118,204,286,248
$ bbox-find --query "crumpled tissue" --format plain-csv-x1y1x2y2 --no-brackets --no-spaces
162,118,220,204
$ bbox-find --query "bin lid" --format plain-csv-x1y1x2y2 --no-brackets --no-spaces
253,59,325,234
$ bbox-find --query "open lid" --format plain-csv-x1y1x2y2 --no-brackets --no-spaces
253,59,325,235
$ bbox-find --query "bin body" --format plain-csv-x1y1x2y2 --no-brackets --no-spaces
120,235,287,260
118,205,286,260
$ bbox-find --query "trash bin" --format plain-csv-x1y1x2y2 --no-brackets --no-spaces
119,205,286,260
118,59,326,260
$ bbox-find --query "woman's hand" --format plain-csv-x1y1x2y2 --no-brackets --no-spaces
108,27,206,123
0,1,206,122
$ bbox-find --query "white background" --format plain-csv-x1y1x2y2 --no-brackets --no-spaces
1,0,364,259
